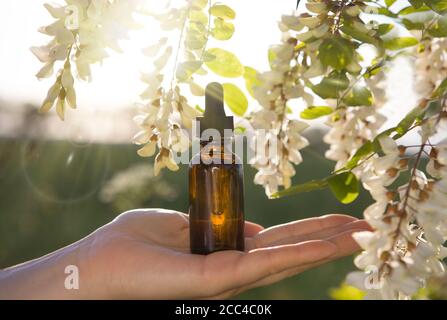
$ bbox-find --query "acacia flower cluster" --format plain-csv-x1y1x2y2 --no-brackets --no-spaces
344,27,447,300
415,38,447,97
32,0,141,120
324,102,387,169
344,36,447,297
133,0,206,175
348,132,447,299
134,84,197,175
345,74,447,298
250,12,317,196
319,1,388,169
324,65,388,169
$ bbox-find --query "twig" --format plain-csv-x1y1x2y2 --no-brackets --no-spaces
336,58,386,109
332,0,349,34
199,0,213,61
170,7,189,90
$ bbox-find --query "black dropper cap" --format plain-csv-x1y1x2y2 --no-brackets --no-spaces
196,82,234,138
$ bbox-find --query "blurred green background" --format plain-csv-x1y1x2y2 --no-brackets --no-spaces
0,135,373,299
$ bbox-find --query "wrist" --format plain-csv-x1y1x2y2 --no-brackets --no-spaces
0,239,100,300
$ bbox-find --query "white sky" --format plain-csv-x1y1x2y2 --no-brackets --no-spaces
0,0,422,143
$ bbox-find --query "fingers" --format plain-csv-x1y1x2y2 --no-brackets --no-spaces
244,221,264,237
236,226,369,292
199,240,337,297
252,214,358,249
244,221,265,250
267,219,371,247
324,227,368,257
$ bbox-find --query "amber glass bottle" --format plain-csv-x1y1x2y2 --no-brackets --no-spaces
189,83,245,255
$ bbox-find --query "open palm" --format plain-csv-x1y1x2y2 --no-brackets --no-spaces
80,209,369,299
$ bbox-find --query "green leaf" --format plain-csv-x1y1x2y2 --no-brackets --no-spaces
234,126,246,134
201,51,216,62
428,17,447,37
211,18,235,40
222,83,248,116
364,59,385,78
195,104,205,113
398,5,430,15
243,66,261,98
341,127,397,172
395,106,425,136
328,172,359,204
205,48,244,78
345,141,374,170
189,9,208,25
384,37,418,50
209,4,236,20
373,127,398,150
195,67,208,76
191,0,208,9
409,0,425,8
341,22,378,44
318,38,355,70
432,77,447,98
300,106,334,119
343,86,374,106
387,103,441,141
393,100,444,139
378,7,399,18
270,179,329,199
176,61,203,81
423,0,447,14
424,100,444,118
402,18,425,30
385,0,397,6
268,48,277,69
185,28,207,50
377,23,394,36
312,72,350,99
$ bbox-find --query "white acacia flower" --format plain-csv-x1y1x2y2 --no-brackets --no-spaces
135,83,199,175
279,14,304,31
254,169,278,196
154,148,179,176
171,125,190,153
250,14,315,196
34,0,141,119
427,142,447,178
349,135,447,299
250,101,309,196
414,38,447,98
324,106,386,169
133,0,211,173
137,140,157,158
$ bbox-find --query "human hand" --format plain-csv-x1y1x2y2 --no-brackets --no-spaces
0,209,370,300
78,209,369,299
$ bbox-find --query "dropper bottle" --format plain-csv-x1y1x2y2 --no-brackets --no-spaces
189,82,245,255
